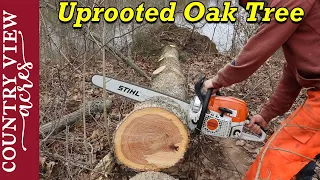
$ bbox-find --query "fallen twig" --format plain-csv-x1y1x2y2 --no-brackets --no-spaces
40,99,112,140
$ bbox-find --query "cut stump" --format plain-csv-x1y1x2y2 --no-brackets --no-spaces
90,152,115,180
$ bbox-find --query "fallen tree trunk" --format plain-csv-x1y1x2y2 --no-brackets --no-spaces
151,44,187,100
113,44,189,171
40,99,111,138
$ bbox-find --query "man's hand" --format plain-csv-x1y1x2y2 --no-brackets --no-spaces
203,76,221,93
246,114,268,135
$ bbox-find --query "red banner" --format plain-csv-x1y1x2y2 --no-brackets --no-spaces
1,1,39,180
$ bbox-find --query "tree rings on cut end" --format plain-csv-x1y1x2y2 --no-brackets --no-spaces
114,107,188,171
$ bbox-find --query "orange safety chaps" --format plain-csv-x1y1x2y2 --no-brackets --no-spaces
244,89,320,180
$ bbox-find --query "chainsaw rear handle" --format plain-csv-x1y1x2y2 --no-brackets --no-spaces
245,119,268,133
241,120,267,142
239,127,267,142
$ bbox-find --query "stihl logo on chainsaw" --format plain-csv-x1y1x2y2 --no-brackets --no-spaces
117,85,140,97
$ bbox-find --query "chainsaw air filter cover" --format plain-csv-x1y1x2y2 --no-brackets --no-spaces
202,96,249,137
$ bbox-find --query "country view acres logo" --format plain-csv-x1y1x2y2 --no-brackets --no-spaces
2,10,34,173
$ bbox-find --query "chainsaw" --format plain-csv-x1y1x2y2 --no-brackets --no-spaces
91,75,267,142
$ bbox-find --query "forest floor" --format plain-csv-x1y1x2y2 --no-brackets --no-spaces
39,24,312,180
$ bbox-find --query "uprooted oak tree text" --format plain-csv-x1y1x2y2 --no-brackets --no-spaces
58,1,305,28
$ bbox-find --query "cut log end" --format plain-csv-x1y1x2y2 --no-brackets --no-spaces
114,107,188,171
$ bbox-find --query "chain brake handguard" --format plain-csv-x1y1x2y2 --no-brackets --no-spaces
194,77,218,134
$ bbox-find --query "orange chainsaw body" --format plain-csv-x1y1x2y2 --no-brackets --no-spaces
207,95,249,123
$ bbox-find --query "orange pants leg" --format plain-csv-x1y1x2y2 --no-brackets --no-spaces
244,89,320,180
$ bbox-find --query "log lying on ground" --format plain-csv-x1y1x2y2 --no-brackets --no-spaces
40,99,111,138
113,44,189,171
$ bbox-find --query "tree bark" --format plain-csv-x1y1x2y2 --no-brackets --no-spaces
40,99,111,138
113,44,189,171
152,45,187,100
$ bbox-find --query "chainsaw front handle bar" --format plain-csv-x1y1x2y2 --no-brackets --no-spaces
242,120,267,142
